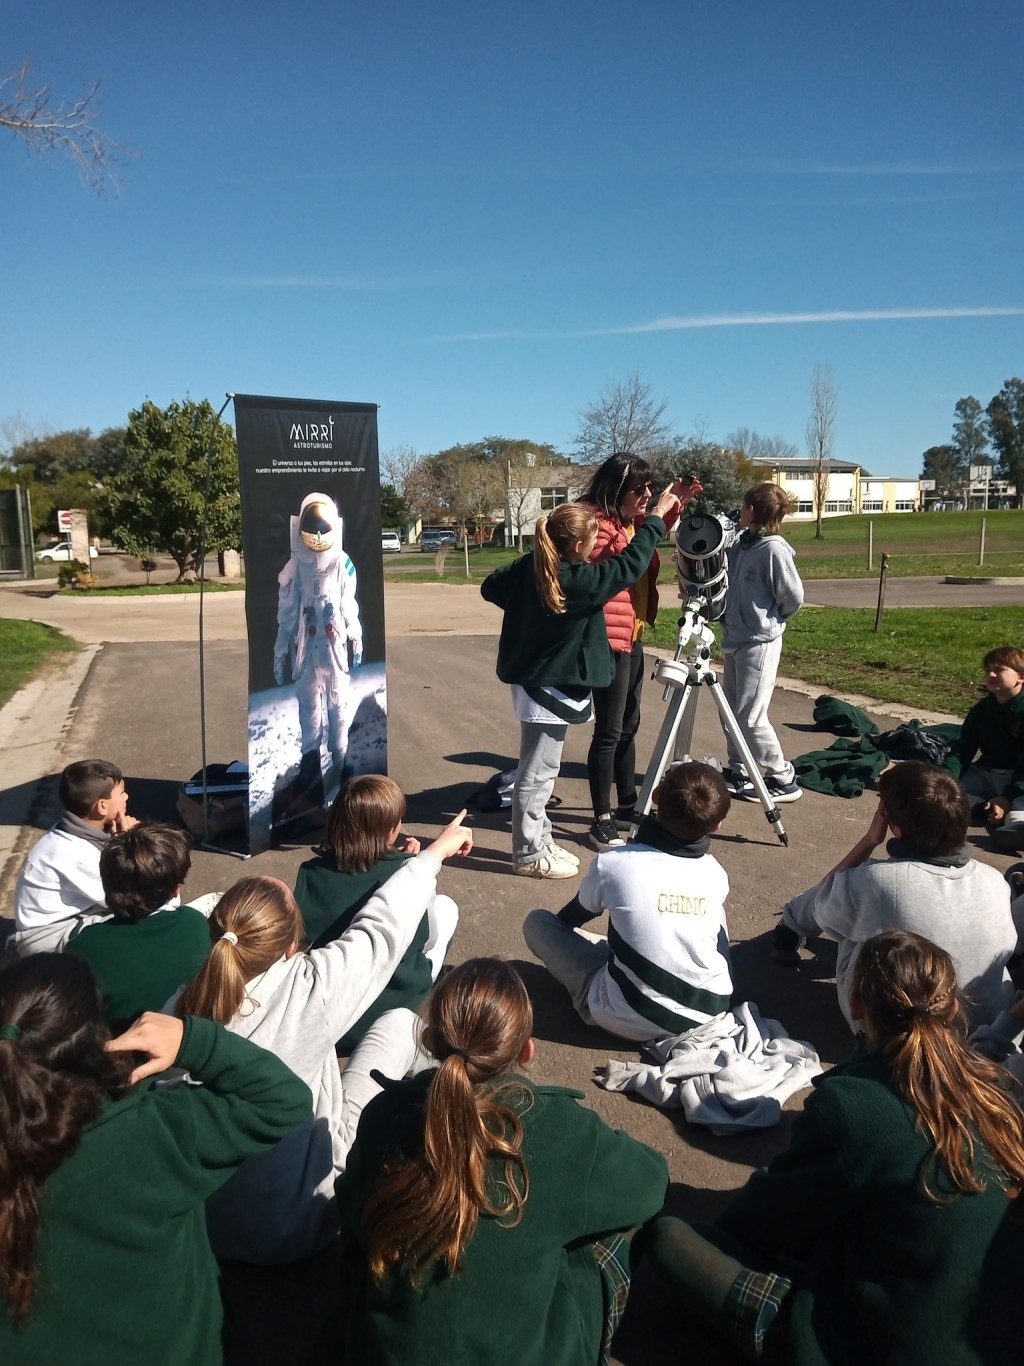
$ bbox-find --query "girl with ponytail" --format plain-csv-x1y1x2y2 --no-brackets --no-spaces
172,813,472,1265
337,958,668,1366
640,929,1024,1364
481,480,686,878
0,953,309,1365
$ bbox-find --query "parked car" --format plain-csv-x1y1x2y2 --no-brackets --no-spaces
35,541,99,563
381,531,402,553
420,529,458,552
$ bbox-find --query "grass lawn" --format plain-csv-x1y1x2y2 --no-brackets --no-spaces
383,511,1023,583
57,582,245,596
650,605,1021,716
0,619,78,709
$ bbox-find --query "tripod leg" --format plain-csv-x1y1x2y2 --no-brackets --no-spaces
630,682,699,837
704,676,788,847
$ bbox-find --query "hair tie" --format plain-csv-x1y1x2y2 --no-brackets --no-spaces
910,1003,932,1018
447,1046,471,1064
221,931,239,946
0,1023,21,1042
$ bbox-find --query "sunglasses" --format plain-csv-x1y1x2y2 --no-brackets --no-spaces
629,480,652,495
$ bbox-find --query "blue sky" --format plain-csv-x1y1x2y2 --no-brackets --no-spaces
3,0,1022,476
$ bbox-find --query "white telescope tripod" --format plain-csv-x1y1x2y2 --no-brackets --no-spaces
630,598,789,847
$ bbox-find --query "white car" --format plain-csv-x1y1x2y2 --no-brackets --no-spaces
35,541,99,563
381,531,402,553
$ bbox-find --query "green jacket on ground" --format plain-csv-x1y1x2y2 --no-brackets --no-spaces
66,904,211,1032
0,1016,311,1366
713,1052,1024,1366
480,516,666,690
336,1071,669,1366
293,851,431,1050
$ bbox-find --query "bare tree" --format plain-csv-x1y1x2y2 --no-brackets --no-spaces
0,60,131,191
726,428,799,463
575,372,671,463
806,364,837,539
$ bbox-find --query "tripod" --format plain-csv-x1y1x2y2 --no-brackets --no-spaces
631,599,789,846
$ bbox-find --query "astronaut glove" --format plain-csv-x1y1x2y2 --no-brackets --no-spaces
351,647,362,669
274,655,286,686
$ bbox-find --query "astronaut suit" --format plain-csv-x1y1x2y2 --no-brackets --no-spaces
274,492,363,779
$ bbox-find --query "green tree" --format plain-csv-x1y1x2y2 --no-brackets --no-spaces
949,396,987,498
379,482,409,529
986,378,1024,497
648,438,755,514
1,425,126,537
919,445,962,503
102,399,239,581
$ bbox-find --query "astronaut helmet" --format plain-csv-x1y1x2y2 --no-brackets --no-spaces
298,492,341,553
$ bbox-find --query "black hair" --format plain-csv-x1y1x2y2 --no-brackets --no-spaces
58,760,122,819
99,822,193,921
580,451,654,521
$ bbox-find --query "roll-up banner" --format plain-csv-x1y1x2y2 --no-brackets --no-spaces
233,395,386,852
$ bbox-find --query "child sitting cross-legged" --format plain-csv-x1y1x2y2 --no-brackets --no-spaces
170,812,472,1266
947,644,1024,853
523,762,733,1042
14,759,140,954
65,823,210,1033
294,774,459,1051
772,761,1016,1030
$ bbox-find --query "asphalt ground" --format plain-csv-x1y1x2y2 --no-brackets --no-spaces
0,581,1020,1364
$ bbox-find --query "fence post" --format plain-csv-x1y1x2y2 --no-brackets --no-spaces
874,553,890,632
979,518,986,567
868,521,873,572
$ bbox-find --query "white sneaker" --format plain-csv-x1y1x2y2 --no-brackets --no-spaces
513,849,579,879
547,841,580,865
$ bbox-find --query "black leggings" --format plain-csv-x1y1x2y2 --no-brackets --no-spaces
588,640,645,815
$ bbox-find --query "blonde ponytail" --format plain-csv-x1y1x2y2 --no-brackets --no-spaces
176,876,301,1024
531,503,599,614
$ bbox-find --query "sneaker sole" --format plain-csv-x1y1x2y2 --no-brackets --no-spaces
513,861,579,879
588,836,625,852
741,787,802,804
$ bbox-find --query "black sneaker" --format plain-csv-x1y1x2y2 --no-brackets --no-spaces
764,775,803,804
723,767,754,798
771,923,802,965
613,803,636,830
589,817,626,852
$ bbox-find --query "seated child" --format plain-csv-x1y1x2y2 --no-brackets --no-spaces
14,759,139,954
66,823,210,1033
294,775,459,1050
172,813,472,1265
719,483,804,805
773,761,1016,1029
523,762,733,1042
335,958,668,1366
638,930,1024,1366
947,645,1024,852
0,955,309,1366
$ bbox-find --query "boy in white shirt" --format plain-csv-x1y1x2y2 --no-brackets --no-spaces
523,762,733,1042
14,758,138,953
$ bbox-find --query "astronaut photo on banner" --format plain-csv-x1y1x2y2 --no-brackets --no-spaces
273,491,363,806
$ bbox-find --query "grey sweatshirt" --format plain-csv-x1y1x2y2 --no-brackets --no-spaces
197,851,441,1263
802,856,1016,1031
721,534,803,650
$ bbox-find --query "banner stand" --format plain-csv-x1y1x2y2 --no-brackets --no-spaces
196,392,251,860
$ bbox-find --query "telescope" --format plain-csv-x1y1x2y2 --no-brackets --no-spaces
673,510,737,622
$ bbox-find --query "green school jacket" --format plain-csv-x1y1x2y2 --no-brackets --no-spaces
336,1071,669,1366
0,1017,310,1366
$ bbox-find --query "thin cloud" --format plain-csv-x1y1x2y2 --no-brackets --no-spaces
433,305,1024,343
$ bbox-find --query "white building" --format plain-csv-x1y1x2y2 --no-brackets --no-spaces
505,458,589,545
750,457,922,519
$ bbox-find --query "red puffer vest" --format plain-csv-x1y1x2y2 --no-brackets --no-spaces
586,508,676,655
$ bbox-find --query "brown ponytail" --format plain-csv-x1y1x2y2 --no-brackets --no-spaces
176,876,302,1024
532,503,598,613
362,958,534,1284
0,955,131,1321
853,930,1024,1200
